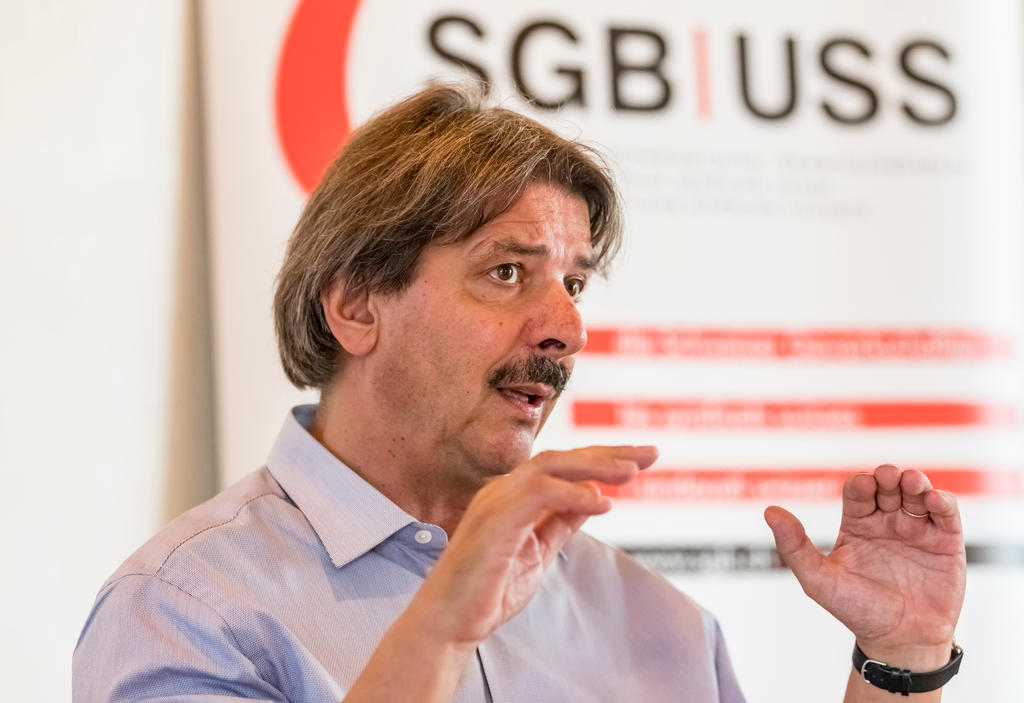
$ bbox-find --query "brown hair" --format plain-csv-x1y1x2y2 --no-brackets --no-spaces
273,81,623,390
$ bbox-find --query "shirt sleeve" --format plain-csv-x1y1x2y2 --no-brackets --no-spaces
73,573,288,703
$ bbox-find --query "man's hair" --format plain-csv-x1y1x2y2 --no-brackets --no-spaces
273,81,623,390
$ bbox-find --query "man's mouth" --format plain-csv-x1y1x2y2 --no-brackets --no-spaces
496,384,552,408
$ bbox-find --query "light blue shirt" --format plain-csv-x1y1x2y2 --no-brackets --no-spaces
74,405,746,702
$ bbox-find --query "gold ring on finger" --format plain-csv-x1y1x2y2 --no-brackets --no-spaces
900,506,929,519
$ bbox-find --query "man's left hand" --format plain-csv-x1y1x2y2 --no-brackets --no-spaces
765,465,966,670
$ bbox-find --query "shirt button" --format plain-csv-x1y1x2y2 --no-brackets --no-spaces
414,529,433,545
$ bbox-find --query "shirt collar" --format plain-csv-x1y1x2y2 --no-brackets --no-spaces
265,405,418,568
265,404,566,565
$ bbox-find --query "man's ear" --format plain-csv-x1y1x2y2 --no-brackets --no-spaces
321,279,379,357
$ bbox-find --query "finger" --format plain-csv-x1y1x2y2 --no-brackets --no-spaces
841,472,879,519
498,475,612,531
764,506,827,600
899,469,932,518
454,476,600,553
873,464,903,512
586,445,658,471
530,445,658,485
537,476,614,515
924,488,963,534
592,444,659,469
534,510,589,557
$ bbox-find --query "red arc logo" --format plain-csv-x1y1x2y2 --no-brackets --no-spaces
275,0,363,193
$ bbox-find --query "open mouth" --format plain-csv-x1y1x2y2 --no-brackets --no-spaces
498,387,548,408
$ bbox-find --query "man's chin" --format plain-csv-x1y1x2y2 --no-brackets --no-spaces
469,431,536,476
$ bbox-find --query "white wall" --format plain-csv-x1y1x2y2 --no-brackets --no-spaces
0,1,216,699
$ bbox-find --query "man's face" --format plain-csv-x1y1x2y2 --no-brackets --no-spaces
370,182,595,482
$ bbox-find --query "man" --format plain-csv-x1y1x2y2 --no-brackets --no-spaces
74,83,966,702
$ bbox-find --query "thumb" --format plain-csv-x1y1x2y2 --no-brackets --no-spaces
764,505,826,599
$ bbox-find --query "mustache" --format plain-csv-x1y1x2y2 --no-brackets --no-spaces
487,356,571,397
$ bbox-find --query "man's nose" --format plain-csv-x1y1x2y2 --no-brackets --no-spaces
530,281,587,358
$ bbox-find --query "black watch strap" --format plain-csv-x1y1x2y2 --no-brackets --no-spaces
852,642,963,696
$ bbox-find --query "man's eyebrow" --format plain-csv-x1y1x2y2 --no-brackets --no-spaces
474,239,598,271
574,253,599,272
480,239,548,258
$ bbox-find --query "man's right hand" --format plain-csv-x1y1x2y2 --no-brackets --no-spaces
412,444,658,648
342,445,655,703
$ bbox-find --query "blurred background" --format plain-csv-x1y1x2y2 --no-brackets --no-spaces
2,1,1022,700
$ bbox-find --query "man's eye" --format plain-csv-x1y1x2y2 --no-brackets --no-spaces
565,277,585,297
493,264,519,283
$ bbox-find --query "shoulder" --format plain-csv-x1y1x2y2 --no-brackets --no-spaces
103,468,296,589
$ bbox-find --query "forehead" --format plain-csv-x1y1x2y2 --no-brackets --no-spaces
463,183,595,266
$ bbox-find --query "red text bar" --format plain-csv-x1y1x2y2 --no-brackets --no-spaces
599,468,1023,501
573,400,1016,429
584,328,1013,360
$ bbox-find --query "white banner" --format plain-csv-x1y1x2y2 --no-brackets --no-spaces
201,1,1024,698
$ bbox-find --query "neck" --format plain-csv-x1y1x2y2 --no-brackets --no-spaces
310,372,483,537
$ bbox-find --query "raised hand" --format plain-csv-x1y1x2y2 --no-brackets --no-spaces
412,445,658,649
765,465,966,671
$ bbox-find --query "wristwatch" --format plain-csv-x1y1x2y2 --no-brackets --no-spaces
853,642,963,696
